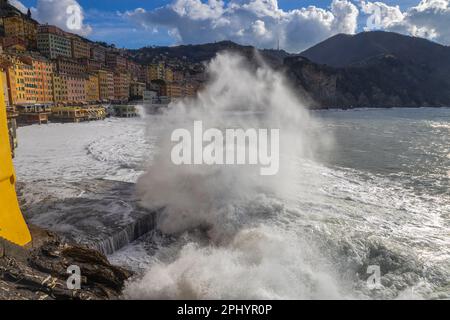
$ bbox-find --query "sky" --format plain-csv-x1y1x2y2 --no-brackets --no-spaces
9,0,450,52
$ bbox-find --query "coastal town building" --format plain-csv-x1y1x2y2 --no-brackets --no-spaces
78,58,103,72
97,69,114,101
3,53,53,105
2,12,38,49
113,72,130,101
3,54,26,104
147,63,165,82
52,73,68,103
130,81,145,100
52,72,86,104
0,3,201,117
30,54,53,104
55,57,85,75
37,25,71,59
69,35,91,59
85,73,99,102
106,52,127,71
166,81,183,99
66,75,86,103
146,63,176,83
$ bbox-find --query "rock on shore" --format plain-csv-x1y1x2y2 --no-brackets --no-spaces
0,225,132,300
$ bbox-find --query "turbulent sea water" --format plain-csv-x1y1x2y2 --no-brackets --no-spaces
12,55,449,300
13,107,450,300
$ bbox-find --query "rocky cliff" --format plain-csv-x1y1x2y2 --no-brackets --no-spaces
292,31,450,108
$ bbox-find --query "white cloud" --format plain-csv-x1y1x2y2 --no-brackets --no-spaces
360,1,404,30
125,0,359,52
360,0,450,44
31,0,92,36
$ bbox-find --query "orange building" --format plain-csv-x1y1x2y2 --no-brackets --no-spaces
4,54,31,104
3,53,53,105
37,25,72,59
31,55,53,104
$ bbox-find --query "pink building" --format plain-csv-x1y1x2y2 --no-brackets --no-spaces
66,75,86,102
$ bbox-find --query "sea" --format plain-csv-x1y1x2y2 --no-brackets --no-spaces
13,107,449,300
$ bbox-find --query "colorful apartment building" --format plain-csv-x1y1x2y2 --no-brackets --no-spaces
66,75,86,102
97,69,114,101
85,73,99,102
52,73,68,103
55,57,85,75
78,58,103,72
166,81,183,99
147,63,165,82
106,52,127,71
113,72,130,101
30,55,53,104
147,63,174,82
3,12,38,49
3,53,53,105
3,54,26,104
37,25,72,59
69,35,91,59
165,81,198,99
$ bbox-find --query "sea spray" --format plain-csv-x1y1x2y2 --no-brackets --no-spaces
123,52,343,299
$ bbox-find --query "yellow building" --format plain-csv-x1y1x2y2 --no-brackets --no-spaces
147,63,165,82
85,73,99,103
97,70,114,101
165,67,174,82
166,82,183,99
52,73,68,104
3,14,38,49
4,54,28,105
146,63,174,82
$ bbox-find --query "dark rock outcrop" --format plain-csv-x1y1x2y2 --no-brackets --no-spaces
0,225,131,300
284,53,450,108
